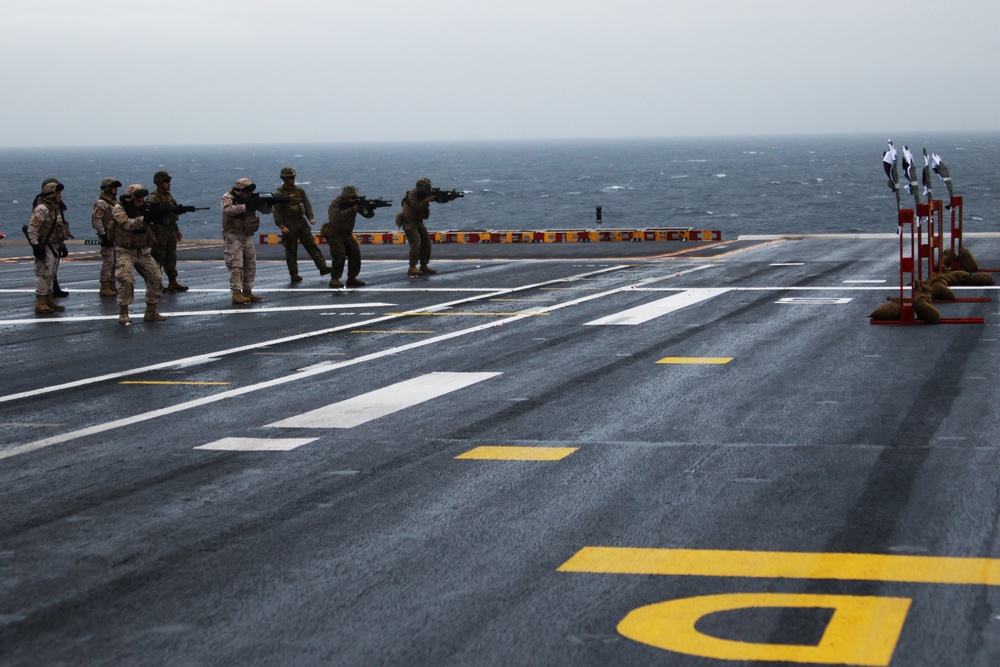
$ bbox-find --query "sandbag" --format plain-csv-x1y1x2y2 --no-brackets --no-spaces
959,247,979,272
912,296,941,324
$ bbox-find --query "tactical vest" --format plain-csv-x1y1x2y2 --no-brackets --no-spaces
31,197,69,246
111,200,152,249
222,192,260,235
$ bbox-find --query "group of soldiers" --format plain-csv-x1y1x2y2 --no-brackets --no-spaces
25,168,463,323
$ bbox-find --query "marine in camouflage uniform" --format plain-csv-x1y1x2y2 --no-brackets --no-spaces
111,184,166,324
222,178,271,305
146,170,188,292
27,180,70,314
92,178,121,297
34,177,70,299
399,177,439,277
323,185,375,288
272,166,331,282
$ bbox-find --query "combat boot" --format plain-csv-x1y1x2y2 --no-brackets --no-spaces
34,295,55,314
118,305,131,325
243,289,263,302
44,294,66,312
167,279,189,292
346,278,366,287
329,277,344,289
419,264,437,275
144,303,167,322
407,265,421,278
99,281,117,297
232,290,251,305
319,264,333,276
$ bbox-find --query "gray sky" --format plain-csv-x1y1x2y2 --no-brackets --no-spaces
2,0,998,147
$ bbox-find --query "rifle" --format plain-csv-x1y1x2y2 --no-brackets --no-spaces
245,192,291,212
144,202,210,223
429,188,464,203
338,196,392,213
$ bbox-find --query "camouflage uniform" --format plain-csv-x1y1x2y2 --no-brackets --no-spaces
222,178,270,304
400,178,436,275
324,185,374,287
272,166,330,281
111,185,165,323
27,182,70,313
92,178,121,295
146,171,185,291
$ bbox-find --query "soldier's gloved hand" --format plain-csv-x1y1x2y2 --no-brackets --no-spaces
31,244,46,261
59,245,68,259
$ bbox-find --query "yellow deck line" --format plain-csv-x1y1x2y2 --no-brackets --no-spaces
656,357,733,365
457,446,578,461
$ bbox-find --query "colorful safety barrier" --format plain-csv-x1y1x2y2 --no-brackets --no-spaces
258,228,721,245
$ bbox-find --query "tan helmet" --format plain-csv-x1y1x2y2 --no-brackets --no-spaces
341,185,358,197
233,178,255,193
415,178,432,192
100,177,122,192
280,167,296,179
153,171,172,186
41,180,65,195
124,184,149,201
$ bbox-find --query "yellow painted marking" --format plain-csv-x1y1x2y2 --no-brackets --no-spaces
656,357,733,365
558,547,1000,586
456,446,578,461
384,311,548,317
350,330,435,334
119,381,230,386
619,593,909,666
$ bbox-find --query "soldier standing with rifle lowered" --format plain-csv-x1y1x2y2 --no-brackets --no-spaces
111,184,167,325
92,178,121,297
26,180,70,315
145,171,201,293
322,186,388,288
397,177,463,277
222,178,272,305
272,166,331,283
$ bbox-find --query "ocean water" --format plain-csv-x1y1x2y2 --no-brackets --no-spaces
1,134,997,241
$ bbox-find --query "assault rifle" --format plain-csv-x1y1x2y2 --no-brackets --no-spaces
144,202,210,223
429,188,464,203
338,196,392,213
244,191,291,212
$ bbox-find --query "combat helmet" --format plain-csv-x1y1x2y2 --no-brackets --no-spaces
415,178,432,192
124,184,149,201
280,167,296,179
233,178,255,193
341,185,358,197
41,179,64,195
153,171,172,186
100,178,122,192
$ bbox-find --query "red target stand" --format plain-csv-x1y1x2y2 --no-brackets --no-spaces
870,207,985,325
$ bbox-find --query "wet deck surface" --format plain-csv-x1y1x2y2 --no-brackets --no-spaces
2,235,1000,665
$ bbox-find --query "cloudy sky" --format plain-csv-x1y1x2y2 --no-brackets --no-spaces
2,0,997,147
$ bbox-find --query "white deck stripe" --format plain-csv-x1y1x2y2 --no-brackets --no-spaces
194,437,319,451
584,288,729,326
0,303,395,325
265,372,502,429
